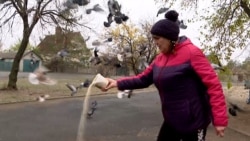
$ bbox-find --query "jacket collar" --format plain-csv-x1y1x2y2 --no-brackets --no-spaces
175,36,192,51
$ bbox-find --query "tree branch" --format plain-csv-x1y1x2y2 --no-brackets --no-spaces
10,0,22,15
240,0,250,18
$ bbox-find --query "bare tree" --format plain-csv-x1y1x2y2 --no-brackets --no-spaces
109,21,158,75
156,0,250,62
0,40,2,51
139,20,158,65
0,0,91,89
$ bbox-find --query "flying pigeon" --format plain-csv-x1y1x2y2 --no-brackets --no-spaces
117,90,133,99
88,56,102,65
82,79,91,87
63,0,90,10
57,49,69,58
30,58,38,65
65,80,91,96
138,56,149,70
84,36,90,42
156,7,169,17
66,83,78,96
228,102,246,116
37,96,45,102
104,13,114,27
72,0,90,6
92,38,113,46
247,98,250,104
138,45,147,55
0,0,8,4
104,0,129,27
28,66,57,85
93,47,99,57
36,94,50,102
86,4,104,14
92,40,101,46
88,47,102,65
114,62,122,68
124,89,133,98
76,79,91,89
107,37,112,42
117,54,124,62
178,20,187,29
63,0,78,9
104,14,112,27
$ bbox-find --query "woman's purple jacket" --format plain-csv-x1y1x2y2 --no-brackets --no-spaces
116,37,228,133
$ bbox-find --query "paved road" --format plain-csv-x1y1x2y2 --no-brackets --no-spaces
0,92,249,141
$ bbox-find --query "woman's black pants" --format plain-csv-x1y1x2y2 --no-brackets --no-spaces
157,122,207,141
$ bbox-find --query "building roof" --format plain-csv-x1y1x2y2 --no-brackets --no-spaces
37,26,89,55
0,52,16,59
0,51,41,59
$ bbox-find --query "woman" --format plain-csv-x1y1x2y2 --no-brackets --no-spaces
103,10,228,141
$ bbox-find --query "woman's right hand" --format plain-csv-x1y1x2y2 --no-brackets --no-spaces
102,78,117,91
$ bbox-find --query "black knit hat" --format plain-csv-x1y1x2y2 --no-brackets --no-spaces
151,10,180,41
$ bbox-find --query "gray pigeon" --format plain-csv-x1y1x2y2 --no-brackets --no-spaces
0,0,8,4
63,0,78,9
36,94,50,102
66,83,78,96
72,0,90,6
65,79,91,96
92,40,101,46
104,13,113,27
117,90,133,98
82,79,91,87
91,38,112,46
138,56,149,70
104,0,129,27
86,4,104,14
228,102,246,116
57,49,69,58
28,66,57,85
107,37,112,42
156,7,169,17
87,101,98,119
64,0,90,9
124,90,133,98
178,20,187,29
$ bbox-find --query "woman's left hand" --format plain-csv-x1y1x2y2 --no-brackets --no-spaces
215,126,226,137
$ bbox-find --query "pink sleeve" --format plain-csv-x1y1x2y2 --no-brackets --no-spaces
116,59,155,90
190,47,228,127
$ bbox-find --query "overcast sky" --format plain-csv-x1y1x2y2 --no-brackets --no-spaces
0,0,202,49
0,0,247,63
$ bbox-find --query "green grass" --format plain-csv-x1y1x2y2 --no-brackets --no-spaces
0,77,156,104
0,77,117,104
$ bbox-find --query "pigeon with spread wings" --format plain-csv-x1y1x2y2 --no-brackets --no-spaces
156,7,169,17
28,66,57,85
104,0,129,27
86,4,104,14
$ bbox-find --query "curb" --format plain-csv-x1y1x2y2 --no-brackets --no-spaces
227,125,250,137
0,88,158,105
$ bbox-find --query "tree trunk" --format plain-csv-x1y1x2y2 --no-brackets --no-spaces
7,33,30,90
